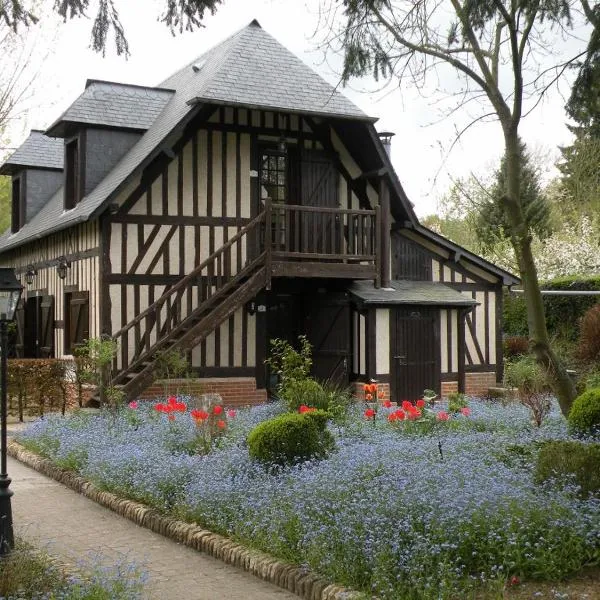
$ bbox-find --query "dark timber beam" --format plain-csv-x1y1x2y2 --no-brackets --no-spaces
380,178,391,289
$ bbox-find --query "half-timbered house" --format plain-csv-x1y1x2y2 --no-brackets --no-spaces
0,20,518,405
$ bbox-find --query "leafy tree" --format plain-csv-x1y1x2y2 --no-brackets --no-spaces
331,0,590,415
476,140,552,253
0,176,9,232
1,0,222,56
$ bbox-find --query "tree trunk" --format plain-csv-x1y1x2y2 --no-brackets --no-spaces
502,129,577,416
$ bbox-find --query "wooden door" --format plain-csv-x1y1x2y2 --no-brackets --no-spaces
299,150,339,254
304,293,351,385
391,307,440,402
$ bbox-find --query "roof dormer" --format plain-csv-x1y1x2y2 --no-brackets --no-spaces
44,80,174,210
0,130,64,233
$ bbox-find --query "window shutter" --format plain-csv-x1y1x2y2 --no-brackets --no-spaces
39,295,55,358
70,292,90,348
15,299,25,358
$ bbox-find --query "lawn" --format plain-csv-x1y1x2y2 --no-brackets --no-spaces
16,398,600,599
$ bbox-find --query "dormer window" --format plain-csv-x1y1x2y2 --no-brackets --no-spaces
64,133,85,209
11,173,25,233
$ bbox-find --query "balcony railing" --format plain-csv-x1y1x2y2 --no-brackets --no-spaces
262,201,379,265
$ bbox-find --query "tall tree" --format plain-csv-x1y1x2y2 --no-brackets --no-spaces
332,0,590,415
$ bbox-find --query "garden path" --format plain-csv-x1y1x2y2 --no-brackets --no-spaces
8,456,299,600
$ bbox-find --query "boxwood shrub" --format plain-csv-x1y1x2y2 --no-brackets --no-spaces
568,388,600,435
535,440,600,497
247,409,334,467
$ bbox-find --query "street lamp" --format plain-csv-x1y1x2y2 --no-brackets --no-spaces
0,268,23,557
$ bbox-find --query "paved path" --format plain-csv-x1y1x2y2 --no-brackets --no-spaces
9,456,298,600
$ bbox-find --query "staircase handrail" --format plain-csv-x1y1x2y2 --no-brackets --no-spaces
111,209,266,341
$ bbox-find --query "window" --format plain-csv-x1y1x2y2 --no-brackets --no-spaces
64,291,89,354
11,174,25,233
64,135,84,209
260,152,287,203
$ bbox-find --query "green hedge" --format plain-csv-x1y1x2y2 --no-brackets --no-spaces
504,274,600,340
247,410,334,467
535,440,600,497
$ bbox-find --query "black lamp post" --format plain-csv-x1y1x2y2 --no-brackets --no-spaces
0,268,23,557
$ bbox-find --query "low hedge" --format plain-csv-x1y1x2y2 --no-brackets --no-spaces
8,359,72,420
535,440,600,497
247,409,334,467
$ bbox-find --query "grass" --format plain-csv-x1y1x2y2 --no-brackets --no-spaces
0,538,147,600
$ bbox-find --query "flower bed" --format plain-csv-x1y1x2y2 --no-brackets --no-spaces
16,399,600,599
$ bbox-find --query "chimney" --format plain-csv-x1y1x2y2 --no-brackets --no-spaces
377,131,395,157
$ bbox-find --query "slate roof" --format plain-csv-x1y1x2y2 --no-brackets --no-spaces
0,130,63,175
46,81,175,137
349,280,479,307
0,20,374,253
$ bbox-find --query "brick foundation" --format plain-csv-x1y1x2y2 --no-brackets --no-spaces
441,372,498,398
351,381,391,402
140,377,267,408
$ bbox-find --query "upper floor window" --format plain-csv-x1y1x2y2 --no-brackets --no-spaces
11,174,24,233
260,152,287,204
64,134,84,209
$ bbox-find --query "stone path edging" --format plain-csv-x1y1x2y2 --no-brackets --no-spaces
8,441,363,600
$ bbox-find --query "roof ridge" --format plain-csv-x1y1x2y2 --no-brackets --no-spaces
85,79,175,93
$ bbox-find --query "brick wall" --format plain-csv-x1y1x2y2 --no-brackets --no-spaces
139,377,267,408
351,381,391,402
441,372,498,398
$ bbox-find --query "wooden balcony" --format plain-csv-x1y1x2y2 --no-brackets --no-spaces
262,200,380,281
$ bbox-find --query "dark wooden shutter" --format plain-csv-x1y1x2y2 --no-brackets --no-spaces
299,150,339,253
70,292,90,349
14,299,25,358
39,295,55,358
392,232,432,281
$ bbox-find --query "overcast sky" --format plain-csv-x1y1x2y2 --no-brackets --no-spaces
7,0,583,216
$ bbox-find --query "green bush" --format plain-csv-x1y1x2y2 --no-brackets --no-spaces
504,356,551,427
447,392,468,413
503,291,528,336
280,378,327,411
535,440,600,496
247,410,334,466
568,388,600,435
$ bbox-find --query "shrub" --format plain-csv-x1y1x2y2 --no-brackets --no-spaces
568,388,600,435
447,392,468,413
247,409,334,466
504,356,551,427
265,336,312,396
280,378,327,412
577,304,600,361
503,335,529,358
535,440,600,496
503,291,528,336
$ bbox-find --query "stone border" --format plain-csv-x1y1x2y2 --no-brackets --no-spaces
8,441,363,600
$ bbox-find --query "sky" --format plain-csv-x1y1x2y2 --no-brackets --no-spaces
4,0,584,217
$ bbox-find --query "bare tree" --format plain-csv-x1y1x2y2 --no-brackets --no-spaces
325,0,596,415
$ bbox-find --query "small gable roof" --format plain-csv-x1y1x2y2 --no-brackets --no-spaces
46,81,175,137
350,280,479,308
0,130,63,175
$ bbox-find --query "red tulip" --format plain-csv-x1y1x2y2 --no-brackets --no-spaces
364,408,376,418
416,399,426,409
213,405,224,415
437,411,450,421
128,401,138,409
401,400,413,411
461,407,471,416
382,400,392,408
217,420,226,429
227,409,236,418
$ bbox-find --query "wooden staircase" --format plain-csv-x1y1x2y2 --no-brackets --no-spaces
92,200,380,404
105,211,267,403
